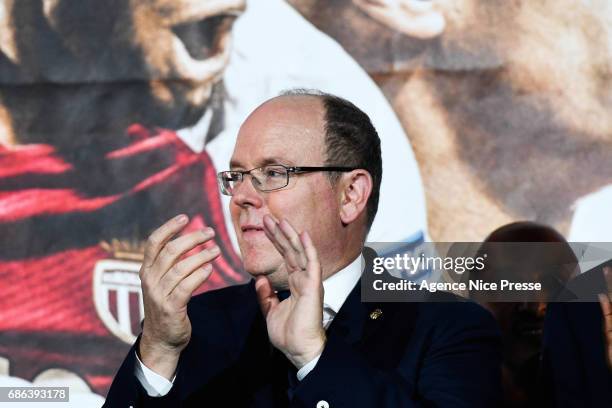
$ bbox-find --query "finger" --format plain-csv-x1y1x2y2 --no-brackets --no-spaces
278,219,308,269
300,231,321,282
168,264,214,308
255,275,279,318
143,214,189,268
262,222,296,271
600,293,612,313
263,215,290,244
602,268,612,367
263,216,300,270
262,220,286,255
599,294,612,366
161,245,221,296
599,293,612,326
154,228,216,281
603,267,612,295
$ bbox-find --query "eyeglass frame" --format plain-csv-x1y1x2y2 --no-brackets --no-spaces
217,164,358,195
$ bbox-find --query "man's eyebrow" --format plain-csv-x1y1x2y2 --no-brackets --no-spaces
229,157,294,169
259,157,294,166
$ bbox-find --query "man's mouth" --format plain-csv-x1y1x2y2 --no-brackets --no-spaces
241,225,264,234
512,319,544,338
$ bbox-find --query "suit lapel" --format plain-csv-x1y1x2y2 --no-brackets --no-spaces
326,247,395,347
327,278,402,343
326,248,419,369
326,279,366,345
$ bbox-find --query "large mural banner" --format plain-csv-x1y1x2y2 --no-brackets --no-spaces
0,0,610,405
289,0,612,241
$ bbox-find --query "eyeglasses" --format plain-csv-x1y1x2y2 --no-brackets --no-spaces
217,164,357,196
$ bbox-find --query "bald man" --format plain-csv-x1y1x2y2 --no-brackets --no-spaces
104,90,501,407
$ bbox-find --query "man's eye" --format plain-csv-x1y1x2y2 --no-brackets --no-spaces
266,170,285,177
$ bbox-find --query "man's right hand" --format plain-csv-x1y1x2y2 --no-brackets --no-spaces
138,214,220,380
599,266,612,370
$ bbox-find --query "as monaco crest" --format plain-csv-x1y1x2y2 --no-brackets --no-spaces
93,240,145,344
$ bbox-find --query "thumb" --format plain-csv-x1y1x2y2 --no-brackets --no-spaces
601,267,612,331
255,275,279,318
598,292,612,368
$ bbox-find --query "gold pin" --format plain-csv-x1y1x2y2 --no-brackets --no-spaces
369,308,383,320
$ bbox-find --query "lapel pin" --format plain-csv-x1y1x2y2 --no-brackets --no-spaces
369,308,383,320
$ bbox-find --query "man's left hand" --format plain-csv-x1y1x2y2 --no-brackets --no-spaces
255,215,326,369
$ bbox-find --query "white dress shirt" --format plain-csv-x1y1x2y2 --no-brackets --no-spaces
135,254,364,397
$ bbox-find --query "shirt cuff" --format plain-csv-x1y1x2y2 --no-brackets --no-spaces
134,351,176,397
296,353,321,381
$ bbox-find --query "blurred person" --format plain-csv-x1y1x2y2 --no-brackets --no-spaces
468,222,579,407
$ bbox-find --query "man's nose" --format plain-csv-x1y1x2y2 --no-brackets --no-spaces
231,177,264,208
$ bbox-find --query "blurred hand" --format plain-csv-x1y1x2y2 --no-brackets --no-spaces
599,267,612,369
255,215,326,369
139,214,220,379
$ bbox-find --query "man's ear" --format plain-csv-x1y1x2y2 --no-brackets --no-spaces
352,0,445,40
339,170,373,226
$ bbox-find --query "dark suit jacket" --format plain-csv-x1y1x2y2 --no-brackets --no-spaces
104,252,501,407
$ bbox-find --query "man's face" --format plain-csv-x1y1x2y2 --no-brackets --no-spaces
485,301,546,368
228,96,342,287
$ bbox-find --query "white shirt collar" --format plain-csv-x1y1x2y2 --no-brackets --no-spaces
322,254,364,314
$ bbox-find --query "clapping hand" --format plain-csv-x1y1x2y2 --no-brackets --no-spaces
254,215,326,369
139,215,220,379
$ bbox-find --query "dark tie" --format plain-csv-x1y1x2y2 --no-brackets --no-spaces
277,290,290,301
